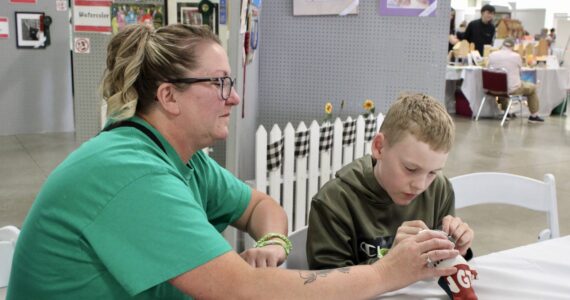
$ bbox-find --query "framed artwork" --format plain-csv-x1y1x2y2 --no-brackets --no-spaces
111,3,164,35
15,11,45,49
171,1,218,35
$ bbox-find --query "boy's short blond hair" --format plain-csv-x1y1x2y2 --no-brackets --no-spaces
379,93,455,152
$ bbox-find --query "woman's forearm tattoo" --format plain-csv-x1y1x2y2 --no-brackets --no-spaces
299,267,351,284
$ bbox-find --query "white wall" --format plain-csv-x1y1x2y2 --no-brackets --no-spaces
0,0,74,135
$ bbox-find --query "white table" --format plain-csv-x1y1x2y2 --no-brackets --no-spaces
446,66,570,118
377,235,570,299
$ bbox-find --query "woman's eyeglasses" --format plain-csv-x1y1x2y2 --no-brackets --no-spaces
166,76,235,100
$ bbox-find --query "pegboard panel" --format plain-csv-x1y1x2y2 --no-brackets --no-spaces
72,0,164,142
257,0,451,129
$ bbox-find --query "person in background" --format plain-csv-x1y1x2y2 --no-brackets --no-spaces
488,38,544,123
7,24,460,300
307,93,474,270
549,28,556,43
456,20,467,40
464,4,496,55
547,28,556,51
449,8,460,52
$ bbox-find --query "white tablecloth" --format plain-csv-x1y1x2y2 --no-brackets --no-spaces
377,235,570,299
446,66,570,117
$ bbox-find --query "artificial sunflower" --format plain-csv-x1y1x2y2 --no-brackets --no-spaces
362,99,375,117
323,102,333,123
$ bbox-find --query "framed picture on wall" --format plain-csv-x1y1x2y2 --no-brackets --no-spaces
171,0,218,35
110,3,165,35
15,11,46,49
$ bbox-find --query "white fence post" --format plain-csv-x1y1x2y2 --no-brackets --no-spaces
294,122,309,232
250,113,384,238
282,123,295,233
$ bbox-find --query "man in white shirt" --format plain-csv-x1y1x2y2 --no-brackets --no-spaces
487,38,544,123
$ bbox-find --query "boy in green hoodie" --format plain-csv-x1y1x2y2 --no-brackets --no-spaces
307,93,474,269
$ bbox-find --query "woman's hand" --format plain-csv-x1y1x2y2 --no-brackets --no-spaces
392,220,429,248
372,230,459,291
239,243,287,268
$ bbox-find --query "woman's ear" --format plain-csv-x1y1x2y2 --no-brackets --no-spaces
155,83,181,115
371,132,386,160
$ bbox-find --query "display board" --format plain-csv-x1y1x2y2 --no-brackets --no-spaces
256,0,451,140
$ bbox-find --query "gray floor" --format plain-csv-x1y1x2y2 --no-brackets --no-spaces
0,115,569,258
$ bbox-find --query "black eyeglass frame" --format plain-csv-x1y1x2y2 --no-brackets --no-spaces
166,76,235,101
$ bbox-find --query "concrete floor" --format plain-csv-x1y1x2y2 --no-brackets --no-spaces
0,115,569,258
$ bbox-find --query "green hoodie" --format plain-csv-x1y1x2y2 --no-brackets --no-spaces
307,155,454,269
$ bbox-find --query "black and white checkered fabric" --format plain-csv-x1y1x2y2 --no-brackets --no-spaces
294,130,310,157
342,119,357,146
266,136,284,171
319,125,334,152
364,117,377,141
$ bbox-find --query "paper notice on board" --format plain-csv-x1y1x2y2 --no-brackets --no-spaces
293,0,358,16
73,0,112,33
0,17,8,39
56,0,68,11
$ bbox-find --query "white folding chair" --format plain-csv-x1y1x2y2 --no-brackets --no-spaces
284,226,308,270
450,173,559,241
0,225,20,288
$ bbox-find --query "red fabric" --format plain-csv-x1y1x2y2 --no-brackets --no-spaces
455,90,473,117
439,263,478,300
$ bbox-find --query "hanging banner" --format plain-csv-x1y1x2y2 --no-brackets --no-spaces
74,0,112,33
0,17,9,39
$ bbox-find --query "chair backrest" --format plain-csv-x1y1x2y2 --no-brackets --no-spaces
0,225,20,288
482,68,509,96
450,173,560,241
285,226,308,270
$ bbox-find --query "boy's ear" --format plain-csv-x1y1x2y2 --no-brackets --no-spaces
371,132,386,160
155,83,181,115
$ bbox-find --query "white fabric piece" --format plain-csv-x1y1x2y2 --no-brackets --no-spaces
377,235,570,299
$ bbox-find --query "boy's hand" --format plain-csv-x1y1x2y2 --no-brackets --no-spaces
441,215,474,256
393,220,429,247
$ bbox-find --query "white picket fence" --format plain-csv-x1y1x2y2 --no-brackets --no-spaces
252,113,385,234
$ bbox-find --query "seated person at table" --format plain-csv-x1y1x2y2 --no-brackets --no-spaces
488,38,544,123
7,24,460,300
307,93,474,270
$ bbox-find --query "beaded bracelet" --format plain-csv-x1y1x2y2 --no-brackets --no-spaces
254,232,293,256
377,247,389,259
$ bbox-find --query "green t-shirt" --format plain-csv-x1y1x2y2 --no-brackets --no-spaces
8,117,251,299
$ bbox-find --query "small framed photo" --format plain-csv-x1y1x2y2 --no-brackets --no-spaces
168,1,218,35
15,11,45,49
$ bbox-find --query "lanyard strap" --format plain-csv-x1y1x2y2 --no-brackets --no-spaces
101,121,166,154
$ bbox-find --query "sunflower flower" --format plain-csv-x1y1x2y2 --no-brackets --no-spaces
362,99,375,117
323,102,333,123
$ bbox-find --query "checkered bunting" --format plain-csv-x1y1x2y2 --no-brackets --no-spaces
294,130,310,157
266,136,284,171
342,119,357,146
319,125,334,151
364,117,377,141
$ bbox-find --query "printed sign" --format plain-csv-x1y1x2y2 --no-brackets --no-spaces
74,0,112,33
10,0,37,3
56,0,68,11
0,17,8,39
379,0,437,17
74,37,91,53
